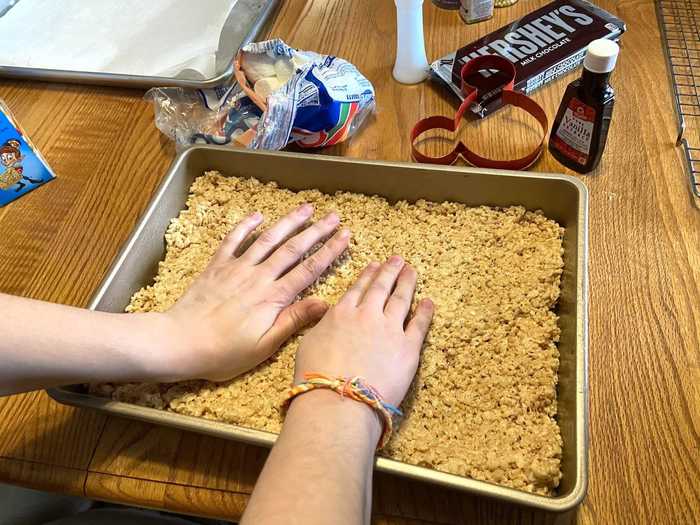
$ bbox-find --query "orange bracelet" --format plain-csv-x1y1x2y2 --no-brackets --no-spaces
282,373,402,449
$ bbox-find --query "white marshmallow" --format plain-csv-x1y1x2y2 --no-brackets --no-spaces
254,77,284,99
241,52,276,83
274,57,296,83
291,55,310,69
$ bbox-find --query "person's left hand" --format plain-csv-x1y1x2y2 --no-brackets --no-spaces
159,204,349,382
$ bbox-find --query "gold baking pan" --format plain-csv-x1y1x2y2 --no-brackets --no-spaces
48,146,588,512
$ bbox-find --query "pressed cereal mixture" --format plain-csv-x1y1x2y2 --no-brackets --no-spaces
95,171,565,495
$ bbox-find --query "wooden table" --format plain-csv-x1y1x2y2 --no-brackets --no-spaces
0,1,698,523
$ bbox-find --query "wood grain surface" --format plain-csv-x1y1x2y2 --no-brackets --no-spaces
0,0,698,524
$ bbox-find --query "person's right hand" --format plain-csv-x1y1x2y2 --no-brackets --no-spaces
293,257,434,408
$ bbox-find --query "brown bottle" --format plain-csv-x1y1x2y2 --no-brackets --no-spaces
549,39,620,174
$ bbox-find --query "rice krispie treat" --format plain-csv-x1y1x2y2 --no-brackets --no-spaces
95,171,565,495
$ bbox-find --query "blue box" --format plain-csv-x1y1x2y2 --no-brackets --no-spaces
0,101,55,207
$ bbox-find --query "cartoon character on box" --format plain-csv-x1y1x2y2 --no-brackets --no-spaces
0,139,43,192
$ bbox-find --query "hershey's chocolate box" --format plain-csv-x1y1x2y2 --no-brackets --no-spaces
430,0,626,117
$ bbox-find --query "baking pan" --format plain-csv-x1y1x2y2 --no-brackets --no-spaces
48,146,588,512
0,0,279,89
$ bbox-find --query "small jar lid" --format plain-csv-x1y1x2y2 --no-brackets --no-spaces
583,39,620,74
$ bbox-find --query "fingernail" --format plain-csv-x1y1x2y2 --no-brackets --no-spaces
422,298,434,309
369,261,380,269
389,255,403,267
299,203,313,216
337,228,350,239
250,212,263,221
325,212,340,224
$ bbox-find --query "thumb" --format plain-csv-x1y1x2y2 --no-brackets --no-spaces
259,297,328,351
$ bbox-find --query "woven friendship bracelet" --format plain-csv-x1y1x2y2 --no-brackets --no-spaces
282,373,402,449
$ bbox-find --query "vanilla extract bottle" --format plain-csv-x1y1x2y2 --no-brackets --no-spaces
549,39,620,174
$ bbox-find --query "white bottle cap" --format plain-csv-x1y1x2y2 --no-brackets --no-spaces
583,39,620,74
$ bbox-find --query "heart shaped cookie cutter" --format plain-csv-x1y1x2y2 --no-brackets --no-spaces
411,54,548,170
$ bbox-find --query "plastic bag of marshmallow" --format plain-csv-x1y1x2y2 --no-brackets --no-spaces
235,39,376,149
146,39,375,151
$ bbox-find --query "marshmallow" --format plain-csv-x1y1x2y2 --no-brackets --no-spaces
241,52,276,83
254,77,284,99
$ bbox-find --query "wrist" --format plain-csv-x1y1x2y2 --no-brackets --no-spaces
126,312,194,382
286,389,383,449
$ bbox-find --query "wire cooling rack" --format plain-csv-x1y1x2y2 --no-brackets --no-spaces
657,0,700,201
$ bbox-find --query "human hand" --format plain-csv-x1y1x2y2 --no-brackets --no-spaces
241,258,433,525
161,204,350,382
293,257,434,407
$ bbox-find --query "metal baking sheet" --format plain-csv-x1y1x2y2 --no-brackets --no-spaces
48,146,589,512
0,0,279,89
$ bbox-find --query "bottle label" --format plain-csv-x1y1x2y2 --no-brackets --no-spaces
552,97,596,165
459,0,494,23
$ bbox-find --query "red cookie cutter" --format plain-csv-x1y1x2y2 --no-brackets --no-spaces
411,55,548,170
